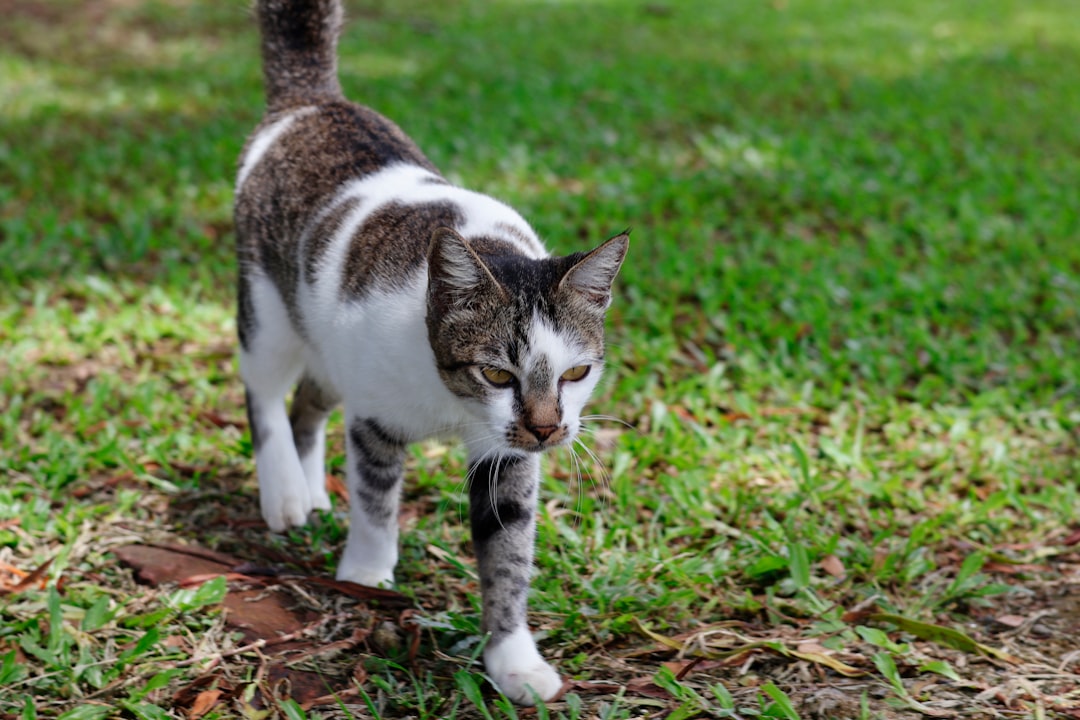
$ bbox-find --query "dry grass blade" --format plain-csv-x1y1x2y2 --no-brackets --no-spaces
633,619,865,676
0,556,54,595
864,612,1023,664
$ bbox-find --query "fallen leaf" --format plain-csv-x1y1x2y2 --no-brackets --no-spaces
796,642,830,655
169,462,212,477
788,648,866,677
662,657,726,680
820,554,846,578
566,679,622,694
0,560,28,580
662,657,701,680
867,613,1021,663
188,689,222,719
300,576,411,606
199,411,246,429
635,620,865,677
326,474,349,503
0,557,54,595
994,614,1026,628
625,676,673,700
178,572,264,588
672,405,694,421
983,562,1050,574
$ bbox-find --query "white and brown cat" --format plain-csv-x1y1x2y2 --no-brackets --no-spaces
234,0,628,704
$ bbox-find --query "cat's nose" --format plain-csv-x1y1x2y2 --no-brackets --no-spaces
528,424,558,442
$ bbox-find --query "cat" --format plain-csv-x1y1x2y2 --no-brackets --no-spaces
234,0,628,705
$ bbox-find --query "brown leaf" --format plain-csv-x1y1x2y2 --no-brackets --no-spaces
114,544,233,585
169,462,212,477
662,657,701,680
759,406,820,417
0,640,28,666
325,474,349,504
984,562,1050,574
352,660,368,686
994,614,1026,628
188,689,222,719
0,557,54,595
672,405,694,421
400,609,422,662
1061,527,1080,546
662,657,726,680
178,572,265,588
796,642,830,655
788,648,866,677
199,411,246,430
566,679,622,695
625,676,673,700
820,554,846,578
300,576,411,606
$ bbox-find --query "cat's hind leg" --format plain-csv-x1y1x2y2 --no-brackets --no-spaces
289,373,340,512
239,273,315,532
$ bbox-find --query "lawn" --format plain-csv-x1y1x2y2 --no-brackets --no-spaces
2,0,1079,717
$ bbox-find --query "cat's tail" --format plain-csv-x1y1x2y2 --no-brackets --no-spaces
256,0,344,111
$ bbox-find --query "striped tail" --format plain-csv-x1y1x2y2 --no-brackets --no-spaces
256,0,344,111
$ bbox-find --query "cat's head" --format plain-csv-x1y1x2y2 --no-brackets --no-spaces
426,228,628,457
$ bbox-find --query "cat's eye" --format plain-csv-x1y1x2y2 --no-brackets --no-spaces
481,367,515,387
560,365,590,382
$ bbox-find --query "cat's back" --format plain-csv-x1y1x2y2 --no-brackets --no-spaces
235,98,436,265
235,0,547,356
235,98,546,314
235,98,445,318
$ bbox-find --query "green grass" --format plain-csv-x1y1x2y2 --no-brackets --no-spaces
3,0,1080,717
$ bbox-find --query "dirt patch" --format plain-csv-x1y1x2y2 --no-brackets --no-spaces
115,541,411,712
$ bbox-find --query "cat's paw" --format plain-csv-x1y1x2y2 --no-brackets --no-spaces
336,563,394,589
260,489,315,532
485,628,563,705
308,487,332,512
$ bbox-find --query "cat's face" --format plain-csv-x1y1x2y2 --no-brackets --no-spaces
426,229,628,456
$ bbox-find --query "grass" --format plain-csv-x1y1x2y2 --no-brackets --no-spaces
2,0,1080,717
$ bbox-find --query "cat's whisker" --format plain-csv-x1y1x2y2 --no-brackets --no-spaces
489,453,505,532
568,440,603,519
580,414,637,431
459,443,504,526
573,436,612,510
568,443,586,529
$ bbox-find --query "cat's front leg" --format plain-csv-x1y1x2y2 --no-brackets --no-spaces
468,453,562,705
336,416,406,588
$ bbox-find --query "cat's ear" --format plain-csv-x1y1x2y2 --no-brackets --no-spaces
560,231,629,309
427,227,506,304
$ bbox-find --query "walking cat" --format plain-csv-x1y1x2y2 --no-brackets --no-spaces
234,0,628,704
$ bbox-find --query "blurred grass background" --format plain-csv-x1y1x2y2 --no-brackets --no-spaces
2,0,1079,717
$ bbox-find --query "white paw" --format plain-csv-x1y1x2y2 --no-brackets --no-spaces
336,522,398,587
335,563,394,588
308,487,332,512
260,489,315,532
485,628,563,705
299,452,331,511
